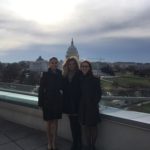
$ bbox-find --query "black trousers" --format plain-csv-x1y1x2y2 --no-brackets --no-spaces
69,115,82,149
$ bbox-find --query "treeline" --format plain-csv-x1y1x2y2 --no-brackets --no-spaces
0,61,150,85
92,62,150,77
0,62,40,85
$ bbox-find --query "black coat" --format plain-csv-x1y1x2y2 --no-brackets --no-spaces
79,74,102,126
63,70,81,114
38,69,63,115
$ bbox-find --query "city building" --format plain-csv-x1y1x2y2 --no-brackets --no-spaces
66,39,79,60
29,56,48,72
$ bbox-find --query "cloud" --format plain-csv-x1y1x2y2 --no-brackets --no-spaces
62,0,150,40
0,12,63,51
0,0,150,62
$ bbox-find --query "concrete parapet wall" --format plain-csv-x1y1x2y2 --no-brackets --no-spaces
0,101,150,150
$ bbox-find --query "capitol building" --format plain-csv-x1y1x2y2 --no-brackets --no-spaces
66,39,79,60
29,39,79,72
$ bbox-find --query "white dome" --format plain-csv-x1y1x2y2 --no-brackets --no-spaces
66,39,79,59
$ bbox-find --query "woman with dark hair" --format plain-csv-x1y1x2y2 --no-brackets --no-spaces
80,60,102,150
62,57,82,150
38,57,63,150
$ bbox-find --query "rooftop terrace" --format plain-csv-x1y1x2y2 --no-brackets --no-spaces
0,117,71,150
0,89,150,150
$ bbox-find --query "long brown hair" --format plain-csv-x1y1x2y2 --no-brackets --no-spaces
62,57,79,77
80,60,93,75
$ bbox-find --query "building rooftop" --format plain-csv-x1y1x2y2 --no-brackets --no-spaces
0,89,150,150
0,117,71,150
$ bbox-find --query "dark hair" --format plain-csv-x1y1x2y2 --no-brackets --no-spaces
80,60,93,75
49,57,58,63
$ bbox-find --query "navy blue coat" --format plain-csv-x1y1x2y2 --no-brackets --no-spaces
79,74,102,126
63,70,82,114
38,69,63,119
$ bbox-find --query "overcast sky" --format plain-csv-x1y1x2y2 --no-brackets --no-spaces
0,0,150,63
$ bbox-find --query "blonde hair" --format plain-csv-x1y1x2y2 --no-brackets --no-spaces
62,56,79,77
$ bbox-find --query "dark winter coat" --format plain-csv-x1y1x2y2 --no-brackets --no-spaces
63,70,81,114
79,73,102,126
38,68,63,119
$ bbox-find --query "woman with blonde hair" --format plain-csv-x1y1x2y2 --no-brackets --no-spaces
38,57,63,150
63,57,82,150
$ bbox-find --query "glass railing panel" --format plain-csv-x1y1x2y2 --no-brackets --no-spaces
0,82,150,113
0,82,38,96
100,96,150,114
100,75,150,113
0,90,38,107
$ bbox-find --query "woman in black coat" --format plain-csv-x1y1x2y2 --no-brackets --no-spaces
80,60,102,150
63,57,82,150
38,57,63,150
